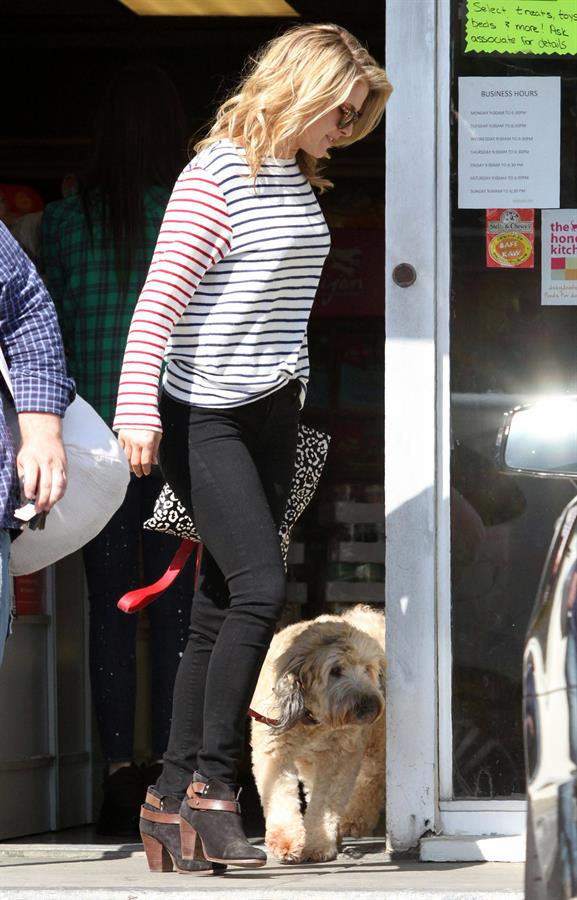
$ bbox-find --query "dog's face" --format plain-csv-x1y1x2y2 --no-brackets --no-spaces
273,621,386,732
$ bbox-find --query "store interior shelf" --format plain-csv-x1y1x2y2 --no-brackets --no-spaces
320,502,383,524
325,582,384,603
330,541,384,563
12,615,51,627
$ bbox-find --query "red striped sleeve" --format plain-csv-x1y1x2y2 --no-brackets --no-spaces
137,288,190,309
130,312,174,327
163,202,233,228
148,269,198,293
113,165,231,433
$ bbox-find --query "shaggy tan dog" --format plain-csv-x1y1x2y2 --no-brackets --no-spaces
250,604,385,863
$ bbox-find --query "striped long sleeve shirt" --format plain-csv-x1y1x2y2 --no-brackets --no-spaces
113,140,330,432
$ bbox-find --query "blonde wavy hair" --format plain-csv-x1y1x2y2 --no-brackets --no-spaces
194,23,392,191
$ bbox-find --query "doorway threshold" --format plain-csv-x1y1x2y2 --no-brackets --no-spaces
420,834,525,863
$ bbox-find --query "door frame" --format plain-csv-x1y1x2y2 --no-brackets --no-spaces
385,0,440,851
385,0,526,855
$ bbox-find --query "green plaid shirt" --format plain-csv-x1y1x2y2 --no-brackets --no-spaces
42,187,169,426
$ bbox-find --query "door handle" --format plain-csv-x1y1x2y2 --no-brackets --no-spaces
392,263,417,288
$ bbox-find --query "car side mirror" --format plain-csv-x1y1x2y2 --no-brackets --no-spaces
497,397,577,479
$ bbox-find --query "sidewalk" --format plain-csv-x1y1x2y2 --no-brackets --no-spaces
0,837,524,900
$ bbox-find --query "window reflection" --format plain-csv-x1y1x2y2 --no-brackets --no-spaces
450,0,577,799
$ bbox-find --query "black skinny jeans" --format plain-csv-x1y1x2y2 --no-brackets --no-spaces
83,470,195,763
156,381,299,794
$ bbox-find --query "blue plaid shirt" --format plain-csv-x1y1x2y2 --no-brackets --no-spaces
0,222,75,529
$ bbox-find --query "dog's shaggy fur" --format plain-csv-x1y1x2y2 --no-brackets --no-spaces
250,604,386,863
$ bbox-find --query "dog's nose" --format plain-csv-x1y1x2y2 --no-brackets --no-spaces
355,695,380,721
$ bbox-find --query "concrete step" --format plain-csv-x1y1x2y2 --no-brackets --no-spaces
0,838,524,899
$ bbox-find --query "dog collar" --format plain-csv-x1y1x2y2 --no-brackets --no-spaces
247,706,319,728
248,707,281,727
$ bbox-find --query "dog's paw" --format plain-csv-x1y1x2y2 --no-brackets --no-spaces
266,824,306,863
301,839,339,862
339,815,372,839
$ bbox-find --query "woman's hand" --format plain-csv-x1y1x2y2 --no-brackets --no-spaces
117,429,162,477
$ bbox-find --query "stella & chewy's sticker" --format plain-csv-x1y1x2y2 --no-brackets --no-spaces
541,210,577,306
486,208,535,268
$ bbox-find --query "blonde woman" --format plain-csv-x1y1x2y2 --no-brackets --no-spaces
114,22,392,875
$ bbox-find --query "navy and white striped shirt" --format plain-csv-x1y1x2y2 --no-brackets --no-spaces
0,222,74,529
114,140,330,431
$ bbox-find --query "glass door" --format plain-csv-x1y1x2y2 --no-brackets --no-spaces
446,0,577,835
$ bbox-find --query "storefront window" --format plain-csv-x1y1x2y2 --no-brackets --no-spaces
450,0,577,798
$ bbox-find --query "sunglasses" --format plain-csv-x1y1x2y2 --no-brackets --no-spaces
337,103,362,130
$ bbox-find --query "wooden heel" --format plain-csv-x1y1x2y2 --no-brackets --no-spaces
142,832,174,872
179,817,203,861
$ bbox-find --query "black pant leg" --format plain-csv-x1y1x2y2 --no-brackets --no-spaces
157,389,298,793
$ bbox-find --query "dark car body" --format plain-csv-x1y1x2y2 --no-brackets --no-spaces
524,498,577,899
496,398,577,899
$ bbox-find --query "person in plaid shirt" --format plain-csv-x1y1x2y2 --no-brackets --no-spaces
0,221,74,667
41,65,193,836
42,181,170,426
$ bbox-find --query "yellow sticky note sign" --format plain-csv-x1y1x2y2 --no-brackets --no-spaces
466,1,577,55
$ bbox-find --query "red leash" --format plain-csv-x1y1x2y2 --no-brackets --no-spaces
117,539,201,614
117,540,280,726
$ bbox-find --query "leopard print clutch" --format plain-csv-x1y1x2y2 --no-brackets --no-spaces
144,425,330,565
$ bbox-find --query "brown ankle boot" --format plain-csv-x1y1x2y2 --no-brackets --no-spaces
140,786,226,875
179,775,267,868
